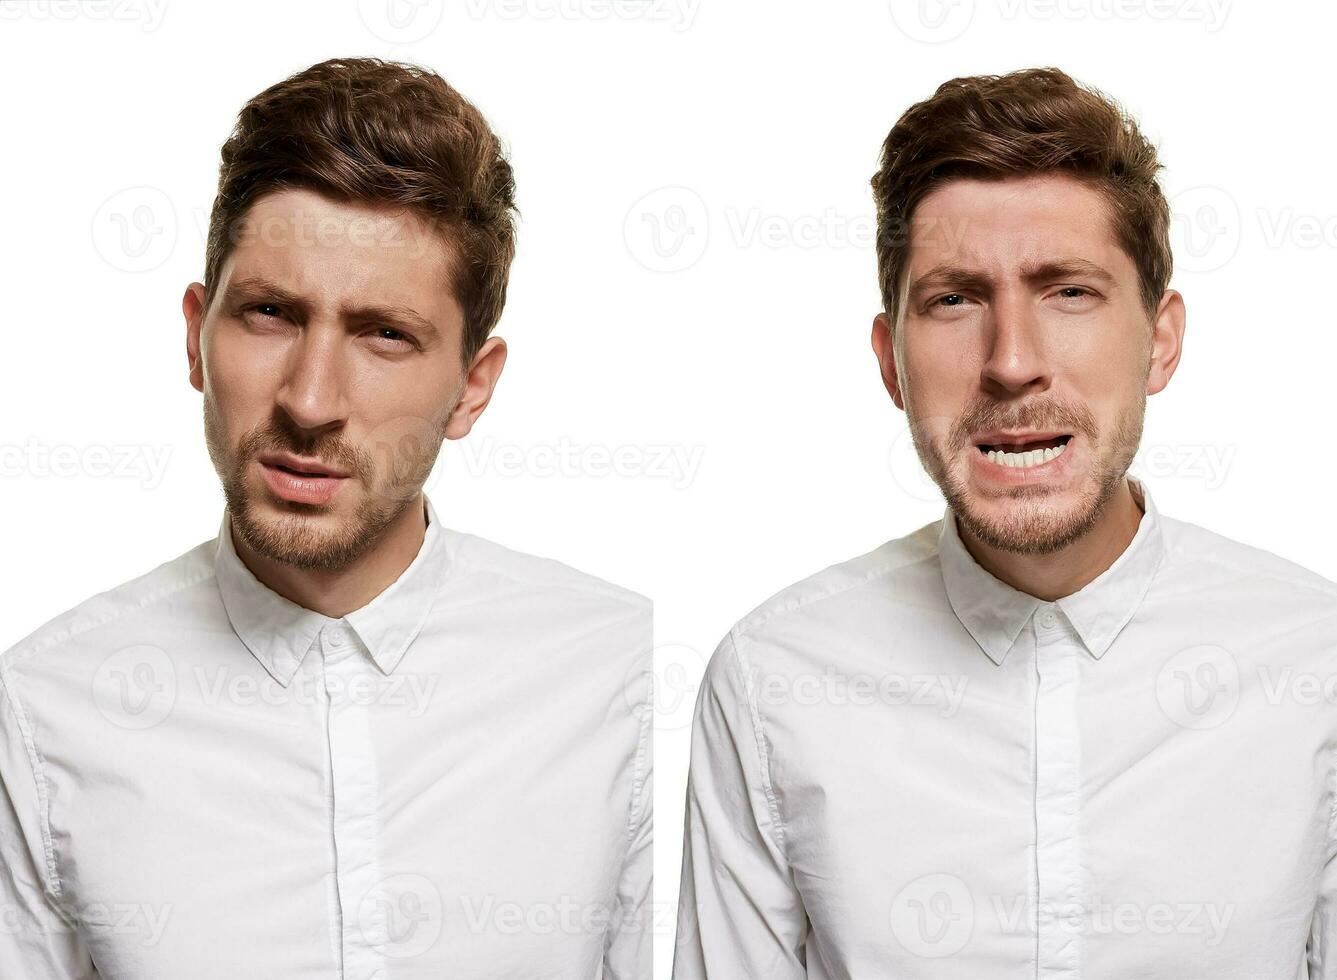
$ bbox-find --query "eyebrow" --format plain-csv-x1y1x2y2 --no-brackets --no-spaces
220,275,442,343
906,258,1117,306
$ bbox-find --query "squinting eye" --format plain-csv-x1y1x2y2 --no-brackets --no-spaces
249,303,282,320
936,294,967,307
1056,287,1092,299
370,327,415,347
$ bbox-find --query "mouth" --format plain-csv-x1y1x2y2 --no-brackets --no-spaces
257,454,351,480
269,463,335,478
256,454,351,506
973,432,1073,470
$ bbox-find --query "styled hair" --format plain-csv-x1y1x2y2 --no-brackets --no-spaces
870,67,1171,326
203,57,518,364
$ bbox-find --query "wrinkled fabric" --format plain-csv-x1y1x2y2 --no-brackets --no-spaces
0,494,652,979
675,476,1337,979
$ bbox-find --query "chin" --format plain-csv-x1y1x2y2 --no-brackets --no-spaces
944,464,1103,556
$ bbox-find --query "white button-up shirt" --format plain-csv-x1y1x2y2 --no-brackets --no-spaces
673,476,1337,978
0,495,652,979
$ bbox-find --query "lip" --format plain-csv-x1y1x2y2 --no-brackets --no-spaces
258,459,349,506
971,429,1071,449
257,452,351,479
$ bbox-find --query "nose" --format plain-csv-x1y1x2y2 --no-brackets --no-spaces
274,326,350,436
979,290,1052,397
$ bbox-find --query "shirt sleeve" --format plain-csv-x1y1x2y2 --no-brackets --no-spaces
0,666,97,978
1309,764,1337,977
672,629,809,979
602,658,653,979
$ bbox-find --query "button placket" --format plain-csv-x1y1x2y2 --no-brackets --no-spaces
1033,609,1083,979
319,622,383,980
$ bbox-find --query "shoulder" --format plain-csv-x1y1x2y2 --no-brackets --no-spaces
1160,513,1337,605
0,536,217,679
440,527,650,620
726,517,942,646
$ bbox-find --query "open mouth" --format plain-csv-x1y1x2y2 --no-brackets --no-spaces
975,434,1072,469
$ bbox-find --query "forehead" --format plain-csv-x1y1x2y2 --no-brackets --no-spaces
217,187,458,315
905,173,1127,276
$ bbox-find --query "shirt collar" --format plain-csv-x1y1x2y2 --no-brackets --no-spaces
937,475,1168,666
215,494,451,686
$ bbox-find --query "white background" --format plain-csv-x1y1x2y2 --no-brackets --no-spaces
2,2,1336,976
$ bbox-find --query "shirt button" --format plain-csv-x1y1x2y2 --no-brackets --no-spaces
329,629,346,646
1039,610,1058,629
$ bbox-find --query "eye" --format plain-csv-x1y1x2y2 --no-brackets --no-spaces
1049,285,1100,308
925,292,977,316
368,326,416,349
243,303,284,321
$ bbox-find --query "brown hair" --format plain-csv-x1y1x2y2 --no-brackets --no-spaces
203,57,517,364
870,67,1171,327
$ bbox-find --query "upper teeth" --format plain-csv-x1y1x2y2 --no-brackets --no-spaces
986,442,1067,468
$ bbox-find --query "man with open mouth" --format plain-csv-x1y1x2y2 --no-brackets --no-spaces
0,58,651,979
674,68,1337,978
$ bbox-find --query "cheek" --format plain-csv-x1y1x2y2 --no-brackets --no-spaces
1065,325,1150,393
1067,372,1145,445
204,330,281,426
903,337,980,407
346,371,442,432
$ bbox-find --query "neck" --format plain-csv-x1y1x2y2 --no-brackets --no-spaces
229,495,429,618
957,478,1145,602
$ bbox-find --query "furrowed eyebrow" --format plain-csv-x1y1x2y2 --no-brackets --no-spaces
347,303,440,342
221,275,305,310
906,265,995,305
906,257,1116,306
220,275,440,342
1019,259,1116,288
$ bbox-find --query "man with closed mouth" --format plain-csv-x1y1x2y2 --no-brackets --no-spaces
0,57,651,979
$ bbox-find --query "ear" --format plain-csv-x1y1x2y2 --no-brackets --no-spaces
444,336,508,440
871,312,905,411
1146,289,1186,396
184,282,207,394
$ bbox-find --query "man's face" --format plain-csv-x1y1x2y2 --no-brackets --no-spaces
875,173,1175,555
185,187,503,571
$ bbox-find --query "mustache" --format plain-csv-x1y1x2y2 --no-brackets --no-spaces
952,400,1098,448
237,426,365,478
